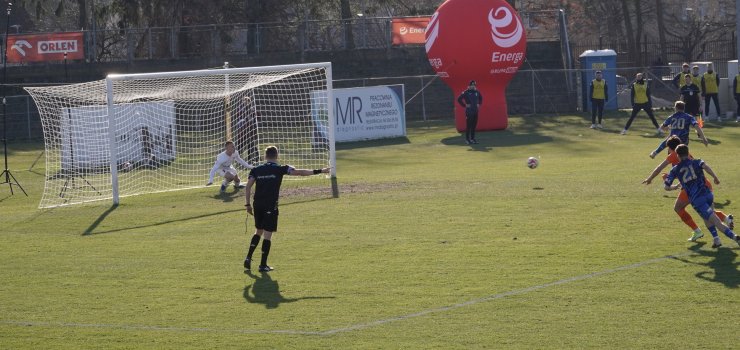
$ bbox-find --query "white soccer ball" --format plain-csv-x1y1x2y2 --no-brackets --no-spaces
527,157,539,169
122,161,132,172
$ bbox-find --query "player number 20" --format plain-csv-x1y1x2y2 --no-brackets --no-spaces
670,119,686,130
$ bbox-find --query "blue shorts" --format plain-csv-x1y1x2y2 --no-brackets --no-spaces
690,193,714,220
674,134,689,145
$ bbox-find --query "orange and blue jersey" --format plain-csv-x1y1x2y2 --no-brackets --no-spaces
666,151,689,166
665,159,714,220
664,151,712,207
666,151,712,192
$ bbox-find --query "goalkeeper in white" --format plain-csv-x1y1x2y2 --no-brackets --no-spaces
207,140,254,193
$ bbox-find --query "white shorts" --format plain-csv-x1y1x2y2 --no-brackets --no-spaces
217,167,238,178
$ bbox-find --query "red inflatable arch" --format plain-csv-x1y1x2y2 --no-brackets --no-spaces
425,0,527,131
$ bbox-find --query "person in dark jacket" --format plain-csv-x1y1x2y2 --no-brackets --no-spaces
733,69,740,122
672,63,690,88
679,74,701,117
457,80,483,144
621,73,660,135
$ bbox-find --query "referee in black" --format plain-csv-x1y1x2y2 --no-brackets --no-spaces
243,146,331,272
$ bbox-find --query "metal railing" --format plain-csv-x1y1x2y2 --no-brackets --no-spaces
571,33,738,68
12,68,723,142
1,95,42,140
0,71,572,141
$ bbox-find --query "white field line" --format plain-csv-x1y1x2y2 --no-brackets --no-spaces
319,252,691,335
1,252,692,336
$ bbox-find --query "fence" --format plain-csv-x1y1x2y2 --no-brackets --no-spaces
7,12,735,72
4,11,566,64
570,33,738,69
8,66,735,141
70,18,396,63
2,95,42,140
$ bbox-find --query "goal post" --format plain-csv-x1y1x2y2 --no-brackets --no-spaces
27,62,336,208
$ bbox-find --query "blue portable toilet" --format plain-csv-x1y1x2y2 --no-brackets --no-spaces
579,49,617,112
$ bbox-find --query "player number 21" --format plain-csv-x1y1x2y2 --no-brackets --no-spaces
680,166,697,183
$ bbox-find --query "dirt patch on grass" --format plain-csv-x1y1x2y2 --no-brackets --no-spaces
280,181,408,199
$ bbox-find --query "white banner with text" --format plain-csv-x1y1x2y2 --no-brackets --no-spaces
331,85,406,142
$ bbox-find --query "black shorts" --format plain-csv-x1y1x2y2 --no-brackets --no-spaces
253,204,279,232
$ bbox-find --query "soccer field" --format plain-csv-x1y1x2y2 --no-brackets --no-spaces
1,113,739,349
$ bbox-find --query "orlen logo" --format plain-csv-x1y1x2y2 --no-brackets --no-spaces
38,40,78,54
425,12,440,53
488,7,523,48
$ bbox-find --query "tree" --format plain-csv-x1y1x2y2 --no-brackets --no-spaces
340,0,354,49
655,0,667,65
663,4,732,62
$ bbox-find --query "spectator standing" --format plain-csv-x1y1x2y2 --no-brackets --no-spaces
589,70,608,129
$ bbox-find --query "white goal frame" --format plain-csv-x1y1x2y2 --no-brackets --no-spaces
28,62,336,208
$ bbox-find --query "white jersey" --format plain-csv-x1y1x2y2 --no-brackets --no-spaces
208,150,253,183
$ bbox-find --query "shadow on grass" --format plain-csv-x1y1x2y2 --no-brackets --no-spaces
81,196,334,236
0,141,44,156
440,130,554,149
671,242,739,289
211,187,243,203
638,134,722,147
28,150,45,173
697,121,740,130
336,136,410,151
243,270,334,309
714,199,732,210
82,204,118,235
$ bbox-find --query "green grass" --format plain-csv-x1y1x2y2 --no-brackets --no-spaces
1,112,739,349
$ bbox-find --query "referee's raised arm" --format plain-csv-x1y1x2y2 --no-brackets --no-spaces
288,167,331,176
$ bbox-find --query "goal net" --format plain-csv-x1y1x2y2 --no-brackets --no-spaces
26,63,336,208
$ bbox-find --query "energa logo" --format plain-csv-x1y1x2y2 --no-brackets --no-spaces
488,7,523,48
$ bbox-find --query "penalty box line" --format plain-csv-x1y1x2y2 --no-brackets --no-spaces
319,251,694,335
0,251,693,337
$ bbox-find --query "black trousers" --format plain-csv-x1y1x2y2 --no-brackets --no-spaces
734,94,740,116
624,103,659,130
466,112,478,141
704,94,720,117
686,102,700,117
591,99,605,124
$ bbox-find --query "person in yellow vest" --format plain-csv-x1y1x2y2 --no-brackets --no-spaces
701,63,721,121
621,73,660,135
733,69,740,122
589,70,608,129
672,62,690,88
691,65,702,92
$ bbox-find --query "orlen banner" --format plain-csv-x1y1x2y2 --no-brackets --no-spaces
7,32,85,63
425,0,527,131
392,17,431,45
332,85,406,142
